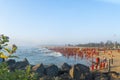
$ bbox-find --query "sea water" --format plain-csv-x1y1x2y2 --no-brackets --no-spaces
13,46,91,67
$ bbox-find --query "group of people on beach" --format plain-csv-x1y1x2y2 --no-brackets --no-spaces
48,47,115,71
90,55,113,71
49,47,99,59
90,57,107,71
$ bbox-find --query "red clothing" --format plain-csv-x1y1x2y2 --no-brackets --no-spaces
96,57,100,64
91,64,94,71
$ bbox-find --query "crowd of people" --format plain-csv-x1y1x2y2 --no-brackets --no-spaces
48,47,115,71
90,51,114,71
90,57,108,71
48,47,99,59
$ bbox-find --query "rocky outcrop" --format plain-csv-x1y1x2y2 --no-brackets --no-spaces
5,59,120,80
69,64,92,80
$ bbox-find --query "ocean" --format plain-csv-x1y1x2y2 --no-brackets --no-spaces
13,46,91,67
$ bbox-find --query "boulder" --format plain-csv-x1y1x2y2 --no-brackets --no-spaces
69,64,92,80
56,73,73,80
45,64,59,77
14,58,29,70
61,63,71,72
32,64,45,77
109,71,120,79
6,59,16,71
39,76,54,80
94,74,109,80
6,59,16,66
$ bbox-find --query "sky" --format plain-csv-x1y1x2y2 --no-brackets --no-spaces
0,0,120,46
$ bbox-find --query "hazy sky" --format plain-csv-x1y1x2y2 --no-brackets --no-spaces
0,0,120,46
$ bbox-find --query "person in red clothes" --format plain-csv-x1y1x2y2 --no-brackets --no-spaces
96,57,100,65
90,63,95,71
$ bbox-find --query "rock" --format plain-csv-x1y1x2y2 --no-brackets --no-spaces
6,59,16,71
23,58,29,64
69,64,92,80
92,72,110,80
58,63,71,76
93,71,120,80
61,63,71,72
39,76,54,80
45,64,59,77
57,73,73,80
32,64,45,77
94,74,109,80
14,58,29,70
6,59,16,66
109,71,120,79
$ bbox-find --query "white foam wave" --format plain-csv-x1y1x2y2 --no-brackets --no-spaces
45,52,62,57
38,48,62,57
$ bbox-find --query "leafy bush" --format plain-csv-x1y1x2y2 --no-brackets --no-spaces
0,62,38,80
0,34,38,80
0,34,18,59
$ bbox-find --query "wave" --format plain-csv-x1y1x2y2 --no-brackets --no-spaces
38,48,62,57
45,52,62,57
38,48,51,53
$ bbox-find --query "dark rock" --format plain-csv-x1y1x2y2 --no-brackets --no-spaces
109,71,120,79
69,64,92,80
92,71,120,80
6,59,16,66
39,76,54,80
14,58,29,70
23,58,29,64
94,74,109,80
56,73,73,80
61,63,71,72
32,64,45,77
45,64,59,77
6,59,16,71
58,70,68,76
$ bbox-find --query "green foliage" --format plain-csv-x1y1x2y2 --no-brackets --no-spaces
0,34,18,59
0,34,38,79
0,62,38,80
4,44,17,54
